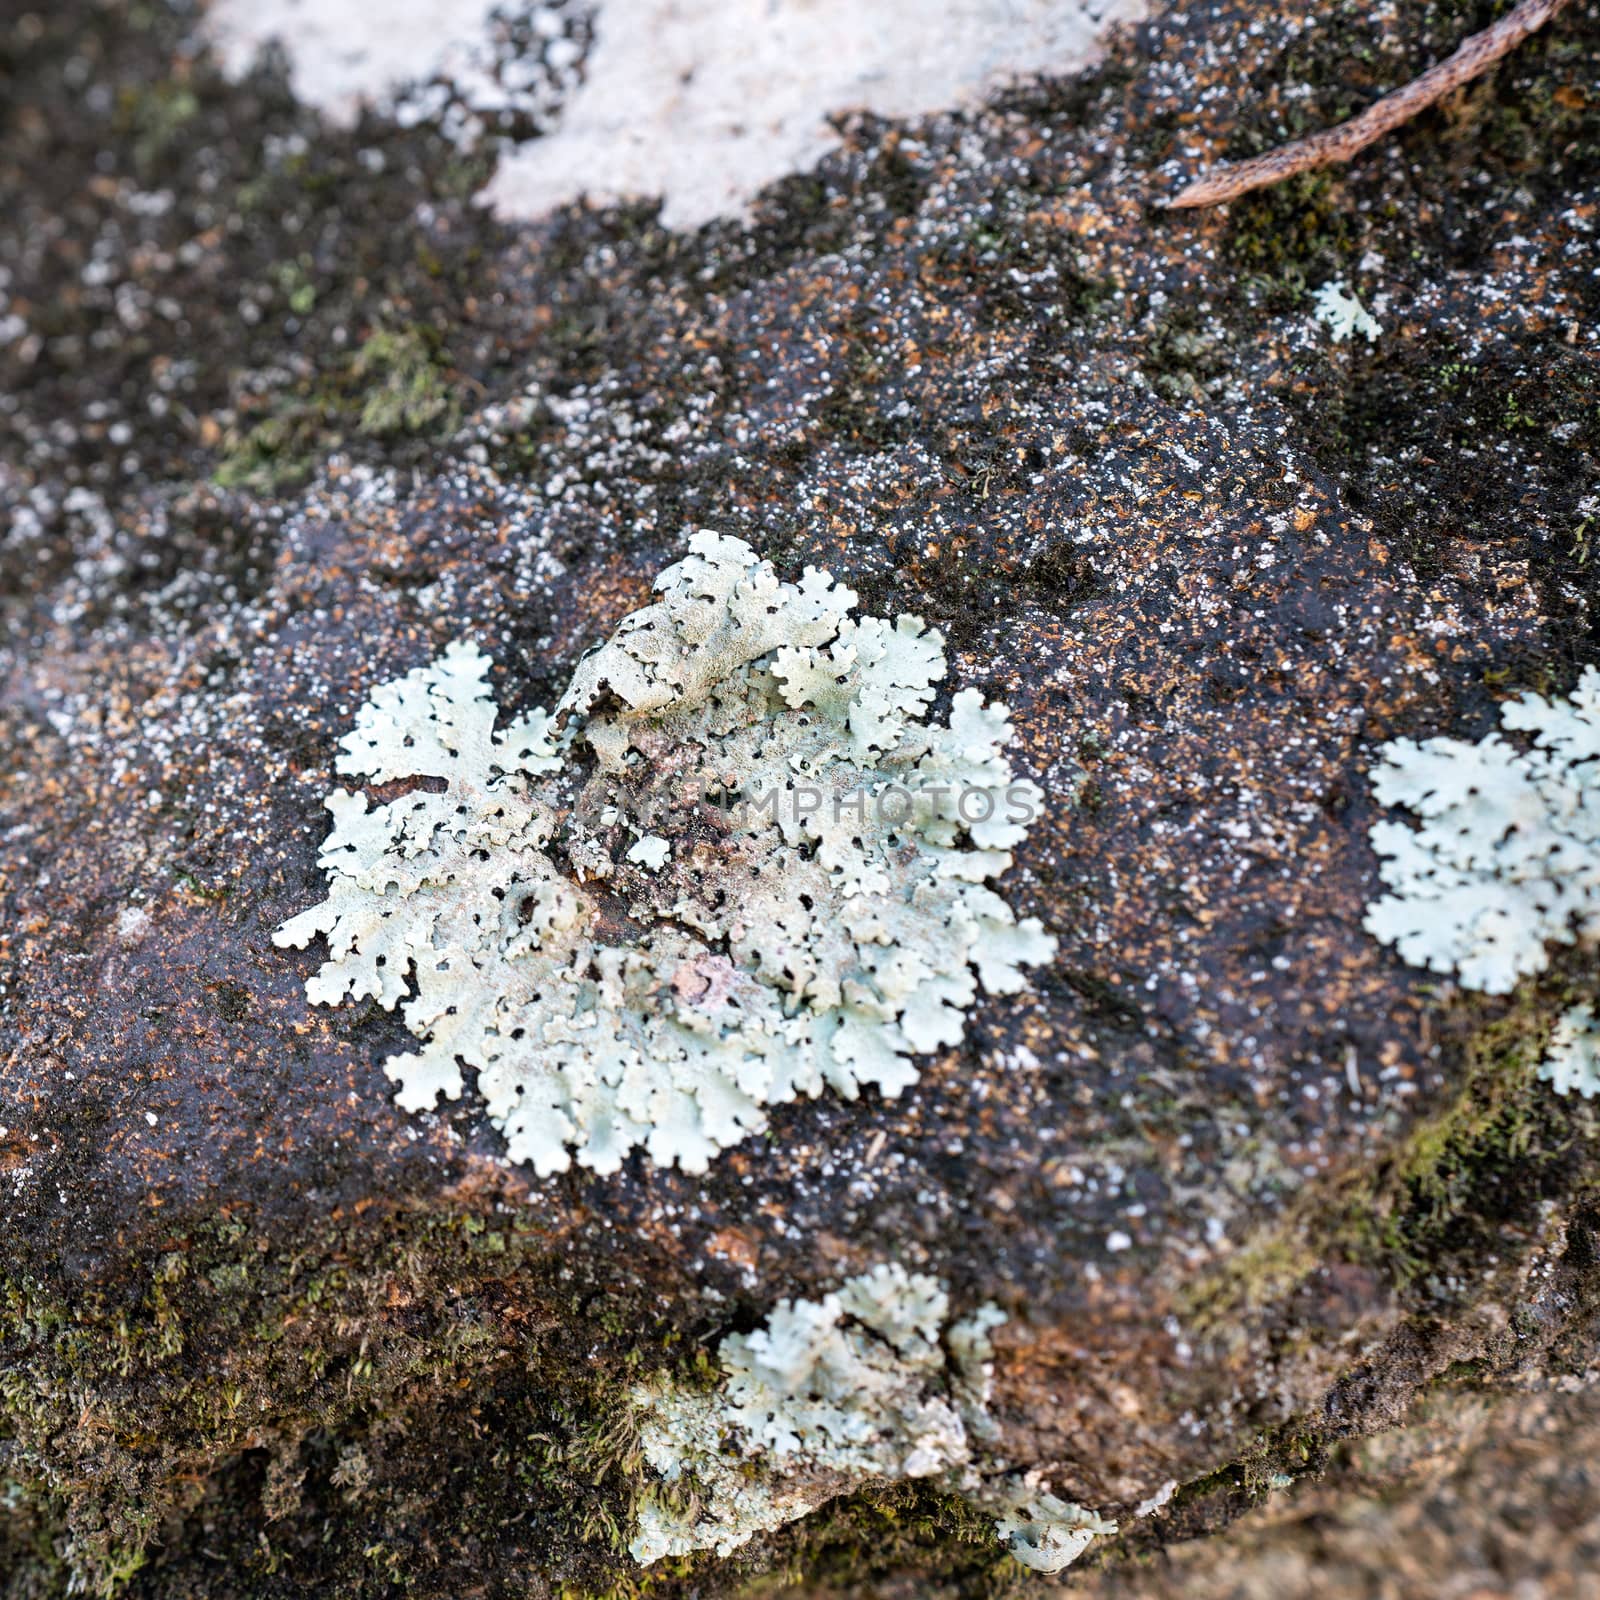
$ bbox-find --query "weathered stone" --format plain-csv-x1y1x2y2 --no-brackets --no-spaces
1,0,1596,1593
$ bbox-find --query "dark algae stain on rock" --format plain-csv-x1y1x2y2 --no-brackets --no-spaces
2,0,1598,1593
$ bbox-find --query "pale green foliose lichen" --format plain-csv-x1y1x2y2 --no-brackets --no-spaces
992,1476,1115,1573
1363,667,1600,995
1312,279,1381,344
274,533,1055,1175
628,1263,1113,1572
1540,1005,1600,1100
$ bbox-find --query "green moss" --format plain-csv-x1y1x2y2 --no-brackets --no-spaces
1368,990,1591,1274
1181,979,1597,1350
114,79,201,174
350,328,458,438
1180,1228,1316,1335
0,1205,681,1597
1221,173,1362,308
215,323,461,492
735,1480,1010,1597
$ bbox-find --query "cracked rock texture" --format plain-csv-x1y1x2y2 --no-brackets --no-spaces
1,0,1597,1595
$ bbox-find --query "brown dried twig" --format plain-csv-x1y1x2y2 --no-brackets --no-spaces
1164,0,1573,209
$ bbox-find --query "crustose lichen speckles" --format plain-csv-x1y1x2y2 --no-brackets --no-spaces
629,1262,1114,1572
275,533,1055,1174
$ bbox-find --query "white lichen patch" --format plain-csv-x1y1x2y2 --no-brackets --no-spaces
1540,1006,1600,1100
1363,668,1600,996
628,1264,1112,1571
624,834,671,871
993,1475,1115,1573
1312,280,1382,345
275,533,1054,1175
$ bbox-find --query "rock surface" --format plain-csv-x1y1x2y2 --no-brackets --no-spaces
1,0,1597,1594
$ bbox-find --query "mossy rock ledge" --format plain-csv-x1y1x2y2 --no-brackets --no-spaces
2,0,1598,1594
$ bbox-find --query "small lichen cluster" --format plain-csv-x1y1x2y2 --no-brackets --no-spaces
1364,668,1600,1093
628,1264,1113,1573
275,533,1055,1174
1312,279,1381,344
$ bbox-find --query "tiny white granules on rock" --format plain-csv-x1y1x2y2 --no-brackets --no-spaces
275,533,1056,1175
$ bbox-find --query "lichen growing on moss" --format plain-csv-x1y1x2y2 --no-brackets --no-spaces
275,533,1055,1174
627,1263,1112,1571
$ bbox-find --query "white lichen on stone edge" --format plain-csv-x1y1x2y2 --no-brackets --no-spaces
1312,280,1382,344
628,1263,1114,1572
274,532,1055,1175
